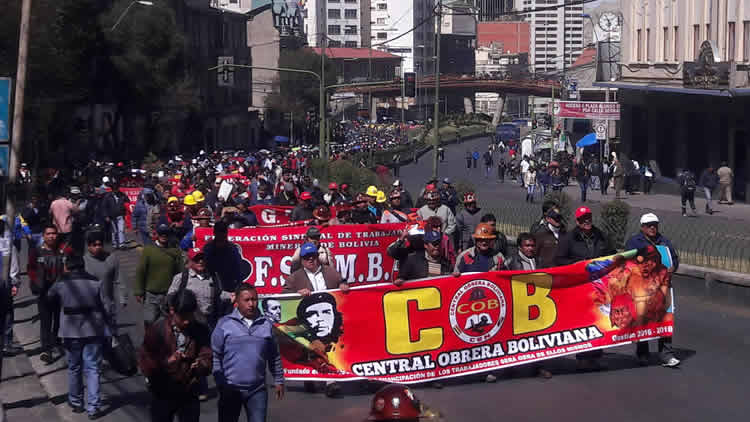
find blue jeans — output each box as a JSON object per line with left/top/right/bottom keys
{"left": 64, "top": 337, "right": 103, "bottom": 414}
{"left": 580, "top": 182, "right": 589, "bottom": 202}
{"left": 218, "top": 386, "right": 268, "bottom": 422}
{"left": 111, "top": 216, "right": 126, "bottom": 247}
{"left": 133, "top": 216, "right": 150, "bottom": 245}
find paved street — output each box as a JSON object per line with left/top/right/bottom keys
{"left": 2, "top": 232, "right": 750, "bottom": 421}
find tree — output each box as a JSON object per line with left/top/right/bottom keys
{"left": 264, "top": 48, "right": 337, "bottom": 141}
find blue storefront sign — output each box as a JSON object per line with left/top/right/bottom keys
{"left": 0, "top": 78, "right": 11, "bottom": 142}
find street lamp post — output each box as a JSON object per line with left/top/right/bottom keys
{"left": 110, "top": 0, "right": 154, "bottom": 31}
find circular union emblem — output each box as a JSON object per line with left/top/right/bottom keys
{"left": 449, "top": 279, "right": 507, "bottom": 344}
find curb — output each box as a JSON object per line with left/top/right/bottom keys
{"left": 676, "top": 264, "right": 750, "bottom": 287}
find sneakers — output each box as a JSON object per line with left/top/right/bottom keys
{"left": 3, "top": 344, "right": 24, "bottom": 356}
{"left": 88, "top": 408, "right": 104, "bottom": 420}
{"left": 661, "top": 357, "right": 681, "bottom": 368}
{"left": 68, "top": 402, "right": 85, "bottom": 414}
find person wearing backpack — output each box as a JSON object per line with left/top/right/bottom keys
{"left": 678, "top": 169, "right": 698, "bottom": 217}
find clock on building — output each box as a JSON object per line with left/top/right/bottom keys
{"left": 598, "top": 11, "right": 621, "bottom": 33}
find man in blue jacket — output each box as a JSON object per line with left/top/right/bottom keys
{"left": 624, "top": 212, "right": 680, "bottom": 368}
{"left": 211, "top": 284, "right": 284, "bottom": 422}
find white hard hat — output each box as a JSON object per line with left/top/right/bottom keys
{"left": 102, "top": 176, "right": 110, "bottom": 183}
{"left": 640, "top": 213, "right": 659, "bottom": 225}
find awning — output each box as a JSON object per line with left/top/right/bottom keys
{"left": 576, "top": 133, "right": 598, "bottom": 148}
{"left": 274, "top": 136, "right": 290, "bottom": 143}
{"left": 593, "top": 81, "right": 750, "bottom": 97}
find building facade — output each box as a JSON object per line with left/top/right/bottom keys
{"left": 440, "top": 2, "right": 477, "bottom": 75}
{"left": 474, "top": 0, "right": 514, "bottom": 21}
{"left": 597, "top": 0, "right": 750, "bottom": 201}
{"left": 175, "top": 0, "right": 259, "bottom": 150}
{"left": 303, "top": 0, "right": 371, "bottom": 48}
{"left": 515, "top": 0, "right": 584, "bottom": 73}
{"left": 477, "top": 21, "right": 530, "bottom": 51}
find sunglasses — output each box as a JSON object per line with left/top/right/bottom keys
{"left": 578, "top": 217, "right": 593, "bottom": 223}
{"left": 302, "top": 254, "right": 319, "bottom": 261}
{"left": 426, "top": 240, "right": 442, "bottom": 247}
{"left": 643, "top": 223, "right": 658, "bottom": 228}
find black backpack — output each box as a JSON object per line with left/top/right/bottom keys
{"left": 683, "top": 172, "right": 697, "bottom": 191}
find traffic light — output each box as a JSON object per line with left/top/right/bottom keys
{"left": 404, "top": 72, "right": 416, "bottom": 97}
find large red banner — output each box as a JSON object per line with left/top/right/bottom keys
{"left": 251, "top": 205, "right": 295, "bottom": 226}
{"left": 263, "top": 251, "right": 673, "bottom": 383}
{"left": 194, "top": 224, "right": 405, "bottom": 294}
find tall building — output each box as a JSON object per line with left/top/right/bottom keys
{"left": 440, "top": 1, "right": 478, "bottom": 75}
{"left": 210, "top": 0, "right": 252, "bottom": 13}
{"left": 303, "top": 0, "right": 371, "bottom": 48}
{"left": 369, "top": 0, "right": 436, "bottom": 76}
{"left": 515, "top": 0, "right": 584, "bottom": 73}
{"left": 474, "top": 0, "right": 514, "bottom": 21}
{"left": 596, "top": 0, "right": 750, "bottom": 198}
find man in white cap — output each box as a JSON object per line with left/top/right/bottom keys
{"left": 625, "top": 212, "right": 680, "bottom": 367}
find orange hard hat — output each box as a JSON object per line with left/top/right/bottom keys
{"left": 473, "top": 222, "right": 497, "bottom": 240}
{"left": 368, "top": 384, "right": 422, "bottom": 421}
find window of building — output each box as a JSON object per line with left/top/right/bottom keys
{"left": 328, "top": 25, "right": 341, "bottom": 35}
{"left": 377, "top": 3, "right": 387, "bottom": 10}
{"left": 706, "top": 24, "right": 711, "bottom": 41}
{"left": 663, "top": 27, "right": 669, "bottom": 61}
{"left": 674, "top": 26, "right": 679, "bottom": 61}
{"left": 377, "top": 32, "right": 387, "bottom": 39}
{"left": 646, "top": 28, "right": 652, "bottom": 61}
{"left": 345, "top": 9, "right": 357, "bottom": 19}
{"left": 345, "top": 25, "right": 358, "bottom": 35}
{"left": 329, "top": 0, "right": 340, "bottom": 2}
{"left": 345, "top": 41, "right": 358, "bottom": 48}
{"left": 328, "top": 40, "right": 342, "bottom": 47}
{"left": 693, "top": 25, "right": 700, "bottom": 58}
{"left": 636, "top": 29, "right": 642, "bottom": 61}
{"left": 344, "top": 0, "right": 356, "bottom": 3}
{"left": 728, "top": 22, "right": 736, "bottom": 61}
{"left": 376, "top": 18, "right": 386, "bottom": 25}
{"left": 328, "top": 9, "right": 341, "bottom": 19}
{"left": 744, "top": 22, "right": 750, "bottom": 61}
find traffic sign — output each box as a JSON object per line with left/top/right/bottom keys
{"left": 594, "top": 120, "right": 607, "bottom": 140}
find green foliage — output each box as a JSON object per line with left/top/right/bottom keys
{"left": 103, "top": 0, "right": 186, "bottom": 108}
{"left": 264, "top": 48, "right": 338, "bottom": 132}
{"left": 309, "top": 158, "right": 383, "bottom": 196}
{"left": 543, "top": 190, "right": 573, "bottom": 225}
{"left": 599, "top": 200, "right": 631, "bottom": 249}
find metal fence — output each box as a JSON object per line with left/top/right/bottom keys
{"left": 486, "top": 200, "right": 750, "bottom": 275}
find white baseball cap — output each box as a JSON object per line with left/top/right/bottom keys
{"left": 393, "top": 180, "right": 401, "bottom": 186}
{"left": 640, "top": 213, "right": 659, "bottom": 225}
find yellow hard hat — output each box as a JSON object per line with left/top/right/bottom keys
{"left": 184, "top": 194, "right": 197, "bottom": 206}
{"left": 167, "top": 196, "right": 179, "bottom": 204}
{"left": 192, "top": 190, "right": 205, "bottom": 202}
{"left": 376, "top": 190, "right": 387, "bottom": 203}
{"left": 366, "top": 185, "right": 379, "bottom": 197}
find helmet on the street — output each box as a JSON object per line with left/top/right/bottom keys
{"left": 376, "top": 190, "right": 387, "bottom": 203}
{"left": 473, "top": 223, "right": 497, "bottom": 240}
{"left": 463, "top": 192, "right": 476, "bottom": 203}
{"left": 367, "top": 384, "right": 422, "bottom": 421}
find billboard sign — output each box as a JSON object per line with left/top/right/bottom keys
{"left": 555, "top": 101, "right": 620, "bottom": 120}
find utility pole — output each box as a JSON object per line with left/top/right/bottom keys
{"left": 320, "top": 35, "right": 327, "bottom": 159}
{"left": 432, "top": 0, "right": 442, "bottom": 179}
{"left": 4, "top": 0, "right": 32, "bottom": 285}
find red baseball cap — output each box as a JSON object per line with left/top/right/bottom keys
{"left": 575, "top": 206, "right": 592, "bottom": 219}
{"left": 300, "top": 191, "right": 312, "bottom": 201}
{"left": 187, "top": 248, "right": 205, "bottom": 261}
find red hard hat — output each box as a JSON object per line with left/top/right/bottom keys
{"left": 329, "top": 182, "right": 338, "bottom": 190}
{"left": 300, "top": 191, "right": 313, "bottom": 201}
{"left": 575, "top": 206, "right": 592, "bottom": 219}
{"left": 368, "top": 384, "right": 422, "bottom": 421}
